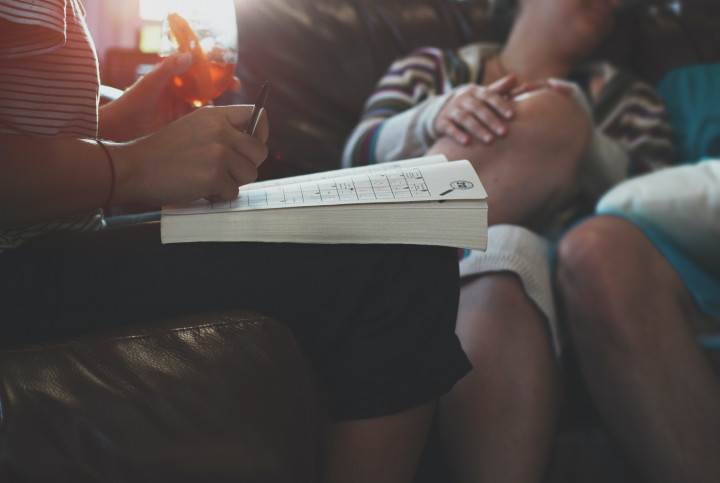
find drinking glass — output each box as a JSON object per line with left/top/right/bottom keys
{"left": 158, "top": 0, "right": 238, "bottom": 107}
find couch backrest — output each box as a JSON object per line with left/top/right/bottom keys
{"left": 597, "top": 0, "right": 720, "bottom": 85}
{"left": 227, "top": 0, "right": 720, "bottom": 178}
{"left": 228, "top": 0, "right": 498, "bottom": 178}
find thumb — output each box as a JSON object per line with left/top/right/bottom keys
{"left": 222, "top": 104, "right": 253, "bottom": 129}
{"left": 222, "top": 105, "right": 270, "bottom": 142}
{"left": 147, "top": 52, "right": 194, "bottom": 84}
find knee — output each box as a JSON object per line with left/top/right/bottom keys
{"left": 554, "top": 215, "right": 688, "bottom": 346}
{"left": 480, "top": 88, "right": 593, "bottom": 200}
{"left": 512, "top": 88, "right": 593, "bottom": 170}
{"left": 458, "top": 272, "right": 552, "bottom": 355}
{"left": 555, "top": 215, "right": 637, "bottom": 300}
{"left": 554, "top": 216, "right": 661, "bottom": 331}
{"left": 554, "top": 217, "right": 649, "bottom": 348}
{"left": 429, "top": 88, "right": 593, "bottom": 175}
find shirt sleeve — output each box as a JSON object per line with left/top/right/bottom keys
{"left": 342, "top": 47, "right": 458, "bottom": 167}
{"left": 0, "top": 0, "right": 67, "bottom": 59}
{"left": 575, "top": 65, "right": 677, "bottom": 198}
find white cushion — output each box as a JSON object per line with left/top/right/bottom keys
{"left": 597, "top": 160, "right": 720, "bottom": 274}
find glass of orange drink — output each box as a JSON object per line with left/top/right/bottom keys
{"left": 159, "top": 0, "right": 238, "bottom": 107}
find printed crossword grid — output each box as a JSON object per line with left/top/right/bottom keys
{"left": 226, "top": 167, "right": 431, "bottom": 209}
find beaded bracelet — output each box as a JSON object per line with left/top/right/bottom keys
{"left": 96, "top": 139, "right": 115, "bottom": 207}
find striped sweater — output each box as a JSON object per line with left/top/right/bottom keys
{"left": 0, "top": 0, "right": 104, "bottom": 254}
{"left": 343, "top": 43, "right": 677, "bottom": 183}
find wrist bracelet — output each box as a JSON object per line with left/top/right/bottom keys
{"left": 96, "top": 139, "right": 115, "bottom": 207}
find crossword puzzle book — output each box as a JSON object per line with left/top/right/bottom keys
{"left": 160, "top": 154, "right": 488, "bottom": 250}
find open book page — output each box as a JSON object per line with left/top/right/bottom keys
{"left": 163, "top": 157, "right": 487, "bottom": 215}
{"left": 238, "top": 154, "right": 450, "bottom": 191}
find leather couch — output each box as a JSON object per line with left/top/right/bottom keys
{"left": 2, "top": 1, "right": 718, "bottom": 481}
{"left": 0, "top": 312, "right": 327, "bottom": 482}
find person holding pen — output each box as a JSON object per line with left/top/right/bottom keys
{"left": 0, "top": 2, "right": 471, "bottom": 482}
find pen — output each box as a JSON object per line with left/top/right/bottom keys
{"left": 243, "top": 81, "right": 270, "bottom": 135}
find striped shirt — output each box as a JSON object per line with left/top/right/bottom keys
{"left": 343, "top": 43, "right": 677, "bottom": 176}
{"left": 342, "top": 43, "right": 678, "bottom": 260}
{"left": 0, "top": 0, "right": 104, "bottom": 253}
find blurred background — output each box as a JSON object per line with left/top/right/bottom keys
{"left": 84, "top": 0, "right": 169, "bottom": 90}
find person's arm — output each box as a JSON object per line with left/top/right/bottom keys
{"left": 343, "top": 93, "right": 451, "bottom": 166}
{"left": 363, "top": 77, "right": 518, "bottom": 164}
{"left": 343, "top": 47, "right": 517, "bottom": 167}
{"left": 0, "top": 106, "right": 268, "bottom": 226}
{"left": 0, "top": 135, "right": 114, "bottom": 225}
{"left": 98, "top": 53, "right": 242, "bottom": 142}
{"left": 342, "top": 47, "right": 452, "bottom": 167}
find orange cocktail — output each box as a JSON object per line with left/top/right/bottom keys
{"left": 162, "top": 54, "right": 236, "bottom": 107}
{"left": 160, "top": 4, "right": 238, "bottom": 107}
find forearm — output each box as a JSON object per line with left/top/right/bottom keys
{"left": 2, "top": 106, "right": 268, "bottom": 227}
{"left": 98, "top": 101, "right": 134, "bottom": 142}
{"left": 343, "top": 48, "right": 449, "bottom": 167}
{"left": 372, "top": 94, "right": 450, "bottom": 162}
{"left": 97, "top": 97, "right": 157, "bottom": 142}
{"left": 342, "top": 117, "right": 385, "bottom": 167}
{"left": 0, "top": 135, "right": 112, "bottom": 225}
{"left": 342, "top": 94, "right": 450, "bottom": 167}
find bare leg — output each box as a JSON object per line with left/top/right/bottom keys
{"left": 427, "top": 89, "right": 591, "bottom": 230}
{"left": 440, "top": 273, "right": 559, "bottom": 483}
{"left": 322, "top": 401, "right": 435, "bottom": 483}
{"left": 555, "top": 215, "right": 720, "bottom": 483}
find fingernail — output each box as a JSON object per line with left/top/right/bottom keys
{"left": 483, "top": 134, "right": 492, "bottom": 143}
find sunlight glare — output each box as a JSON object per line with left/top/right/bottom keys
{"left": 139, "top": 0, "right": 179, "bottom": 21}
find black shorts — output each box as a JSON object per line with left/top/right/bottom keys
{"left": 0, "top": 222, "right": 471, "bottom": 420}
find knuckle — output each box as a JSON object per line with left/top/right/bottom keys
{"left": 452, "top": 109, "right": 468, "bottom": 122}
{"left": 206, "top": 142, "right": 226, "bottom": 161}
{"left": 195, "top": 105, "right": 215, "bottom": 121}
{"left": 473, "top": 87, "right": 489, "bottom": 99}
{"left": 221, "top": 186, "right": 239, "bottom": 201}
{"left": 459, "top": 97, "right": 476, "bottom": 110}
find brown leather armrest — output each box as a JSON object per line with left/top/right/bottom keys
{"left": 0, "top": 311, "right": 327, "bottom": 482}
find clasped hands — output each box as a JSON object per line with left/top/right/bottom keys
{"left": 434, "top": 75, "right": 577, "bottom": 145}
